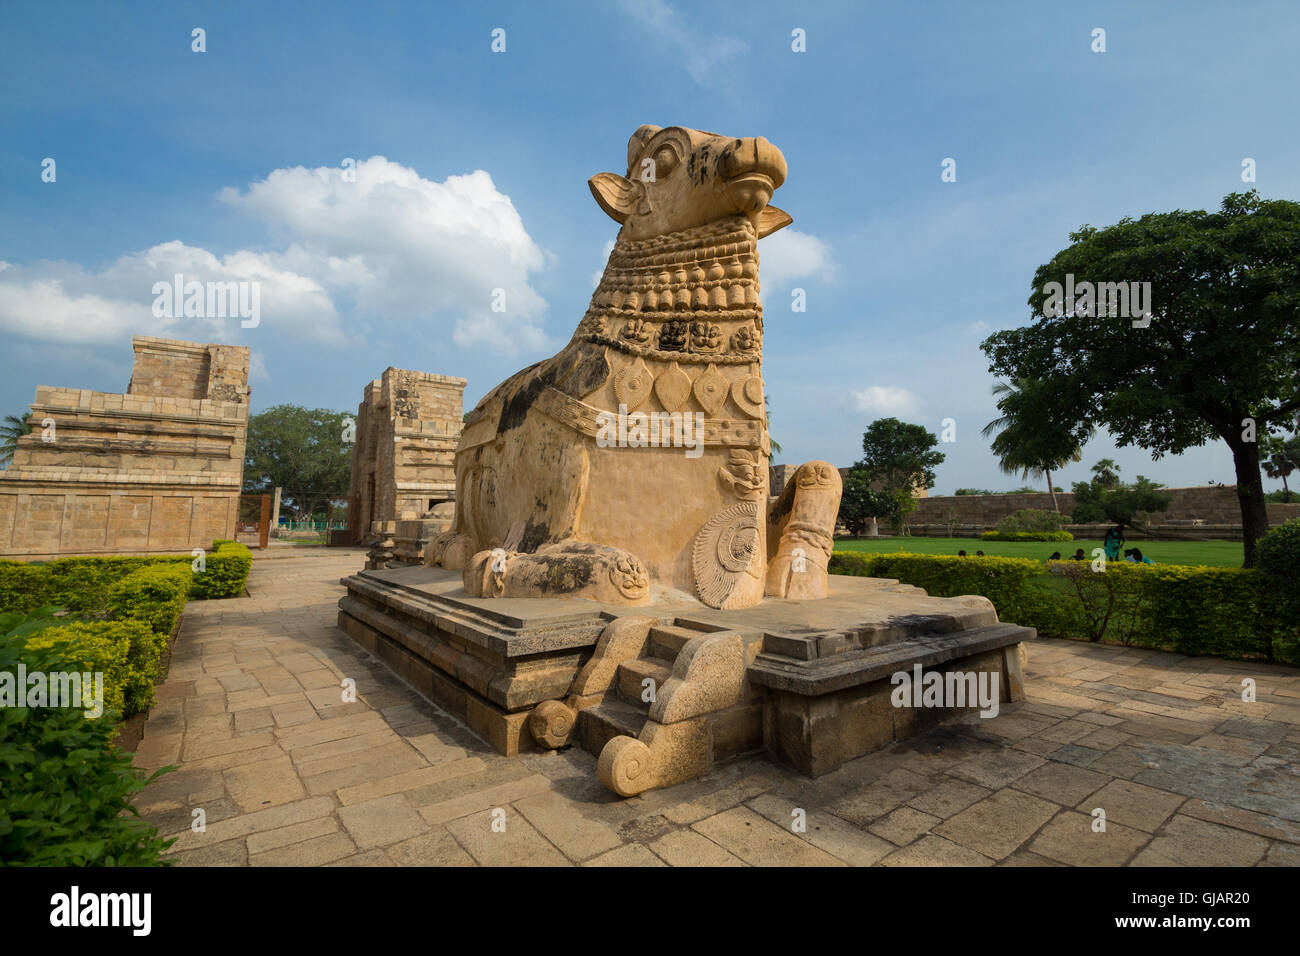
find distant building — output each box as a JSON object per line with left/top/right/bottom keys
{"left": 0, "top": 336, "right": 250, "bottom": 559}
{"left": 348, "top": 368, "right": 465, "bottom": 546}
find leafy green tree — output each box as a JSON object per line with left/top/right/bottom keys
{"left": 982, "top": 192, "right": 1300, "bottom": 567}
{"left": 1091, "top": 458, "right": 1121, "bottom": 489}
{"left": 1070, "top": 474, "right": 1172, "bottom": 534}
{"left": 0, "top": 410, "right": 32, "bottom": 468}
{"left": 954, "top": 488, "right": 994, "bottom": 496}
{"left": 837, "top": 465, "right": 897, "bottom": 535}
{"left": 981, "top": 377, "right": 1091, "bottom": 512}
{"left": 857, "top": 418, "right": 945, "bottom": 533}
{"left": 243, "top": 405, "right": 353, "bottom": 521}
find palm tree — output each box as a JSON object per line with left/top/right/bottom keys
{"left": 981, "top": 378, "right": 1089, "bottom": 513}
{"left": 0, "top": 411, "right": 32, "bottom": 469}
{"left": 1091, "top": 458, "right": 1120, "bottom": 489}
{"left": 1262, "top": 435, "right": 1300, "bottom": 501}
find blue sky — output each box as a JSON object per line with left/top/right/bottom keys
{"left": 3, "top": 0, "right": 1298, "bottom": 493}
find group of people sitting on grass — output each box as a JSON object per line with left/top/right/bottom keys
{"left": 1043, "top": 548, "right": 1154, "bottom": 564}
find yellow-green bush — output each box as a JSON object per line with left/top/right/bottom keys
{"left": 106, "top": 563, "right": 192, "bottom": 636}
{"left": 981, "top": 530, "right": 1074, "bottom": 542}
{"left": 830, "top": 550, "right": 1292, "bottom": 664}
{"left": 191, "top": 539, "right": 252, "bottom": 598}
{"left": 23, "top": 621, "right": 141, "bottom": 717}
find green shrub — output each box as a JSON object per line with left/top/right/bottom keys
{"left": 829, "top": 550, "right": 1294, "bottom": 664}
{"left": 981, "top": 530, "right": 1074, "bottom": 542}
{"left": 192, "top": 540, "right": 252, "bottom": 599}
{"left": 24, "top": 619, "right": 160, "bottom": 716}
{"left": 994, "top": 508, "right": 1070, "bottom": 534}
{"left": 0, "top": 637, "right": 174, "bottom": 865}
{"left": 107, "top": 563, "right": 192, "bottom": 636}
{"left": 0, "top": 539, "right": 250, "bottom": 614}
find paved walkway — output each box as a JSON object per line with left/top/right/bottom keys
{"left": 133, "top": 550, "right": 1300, "bottom": 866}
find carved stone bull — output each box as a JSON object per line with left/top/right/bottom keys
{"left": 427, "top": 125, "right": 841, "bottom": 609}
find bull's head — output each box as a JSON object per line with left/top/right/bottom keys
{"left": 589, "top": 125, "right": 791, "bottom": 241}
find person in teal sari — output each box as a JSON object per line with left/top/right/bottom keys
{"left": 1104, "top": 526, "right": 1125, "bottom": 562}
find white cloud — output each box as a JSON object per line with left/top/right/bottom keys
{"left": 617, "top": 0, "right": 747, "bottom": 86}
{"left": 758, "top": 228, "right": 836, "bottom": 289}
{"left": 0, "top": 244, "right": 341, "bottom": 347}
{"left": 0, "top": 156, "right": 551, "bottom": 356}
{"left": 851, "top": 385, "right": 922, "bottom": 418}
{"left": 220, "top": 157, "right": 549, "bottom": 352}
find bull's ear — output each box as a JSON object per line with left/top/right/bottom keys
{"left": 588, "top": 173, "right": 638, "bottom": 223}
{"left": 757, "top": 205, "right": 793, "bottom": 238}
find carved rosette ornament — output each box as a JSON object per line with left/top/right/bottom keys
{"left": 692, "top": 500, "right": 764, "bottom": 609}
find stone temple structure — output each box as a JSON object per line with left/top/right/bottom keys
{"left": 347, "top": 368, "right": 464, "bottom": 564}
{"left": 0, "top": 336, "right": 250, "bottom": 559}
{"left": 339, "top": 125, "right": 1033, "bottom": 798}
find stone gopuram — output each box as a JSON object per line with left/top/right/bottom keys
{"left": 340, "top": 125, "right": 1034, "bottom": 798}
{"left": 348, "top": 369, "right": 464, "bottom": 565}
{"left": 0, "top": 336, "right": 250, "bottom": 559}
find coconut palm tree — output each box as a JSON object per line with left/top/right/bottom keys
{"left": 1262, "top": 435, "right": 1300, "bottom": 501}
{"left": 981, "top": 378, "right": 1090, "bottom": 513}
{"left": 0, "top": 411, "right": 32, "bottom": 469}
{"left": 1091, "top": 458, "right": 1120, "bottom": 489}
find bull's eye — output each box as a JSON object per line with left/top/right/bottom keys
{"left": 651, "top": 146, "right": 679, "bottom": 179}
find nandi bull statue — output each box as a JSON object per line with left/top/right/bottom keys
{"left": 427, "top": 124, "right": 842, "bottom": 609}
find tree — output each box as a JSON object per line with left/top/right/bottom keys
{"left": 980, "top": 377, "right": 1091, "bottom": 512}
{"left": 1261, "top": 433, "right": 1300, "bottom": 502}
{"left": 857, "top": 418, "right": 945, "bottom": 533}
{"left": 0, "top": 411, "right": 32, "bottom": 469}
{"left": 1070, "top": 474, "right": 1172, "bottom": 534}
{"left": 764, "top": 393, "right": 782, "bottom": 457}
{"left": 837, "top": 465, "right": 897, "bottom": 535}
{"left": 982, "top": 192, "right": 1300, "bottom": 567}
{"left": 243, "top": 405, "right": 353, "bottom": 521}
{"left": 1091, "top": 458, "right": 1120, "bottom": 489}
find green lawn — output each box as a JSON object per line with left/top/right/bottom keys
{"left": 833, "top": 536, "right": 1245, "bottom": 568}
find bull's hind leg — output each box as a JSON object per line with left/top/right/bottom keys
{"left": 463, "top": 541, "right": 651, "bottom": 605}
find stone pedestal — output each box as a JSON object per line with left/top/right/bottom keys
{"left": 338, "top": 567, "right": 1034, "bottom": 790}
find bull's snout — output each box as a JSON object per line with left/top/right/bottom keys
{"left": 719, "top": 136, "right": 786, "bottom": 216}
{"left": 719, "top": 136, "right": 787, "bottom": 190}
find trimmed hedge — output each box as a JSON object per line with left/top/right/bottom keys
{"left": 106, "top": 563, "right": 192, "bottom": 637}
{"left": 0, "top": 636, "right": 174, "bottom": 865}
{"left": 0, "top": 539, "right": 252, "bottom": 613}
{"left": 191, "top": 539, "right": 252, "bottom": 599}
{"left": 23, "top": 621, "right": 136, "bottom": 717}
{"left": 981, "top": 530, "right": 1074, "bottom": 542}
{"left": 829, "top": 550, "right": 1297, "bottom": 664}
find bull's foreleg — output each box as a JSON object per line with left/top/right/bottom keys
{"left": 765, "top": 460, "right": 843, "bottom": 600}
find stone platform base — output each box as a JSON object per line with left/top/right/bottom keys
{"left": 337, "top": 566, "right": 1034, "bottom": 793}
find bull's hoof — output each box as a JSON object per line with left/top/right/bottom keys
{"left": 598, "top": 735, "right": 653, "bottom": 797}
{"left": 426, "top": 532, "right": 473, "bottom": 570}
{"left": 528, "top": 700, "right": 577, "bottom": 749}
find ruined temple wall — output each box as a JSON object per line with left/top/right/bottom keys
{"left": 0, "top": 336, "right": 250, "bottom": 559}
{"left": 348, "top": 368, "right": 465, "bottom": 542}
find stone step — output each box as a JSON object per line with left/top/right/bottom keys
{"left": 615, "top": 656, "right": 674, "bottom": 705}
{"left": 648, "top": 625, "right": 704, "bottom": 661}
{"left": 579, "top": 699, "right": 648, "bottom": 757}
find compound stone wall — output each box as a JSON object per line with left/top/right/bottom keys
{"left": 0, "top": 336, "right": 251, "bottom": 559}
